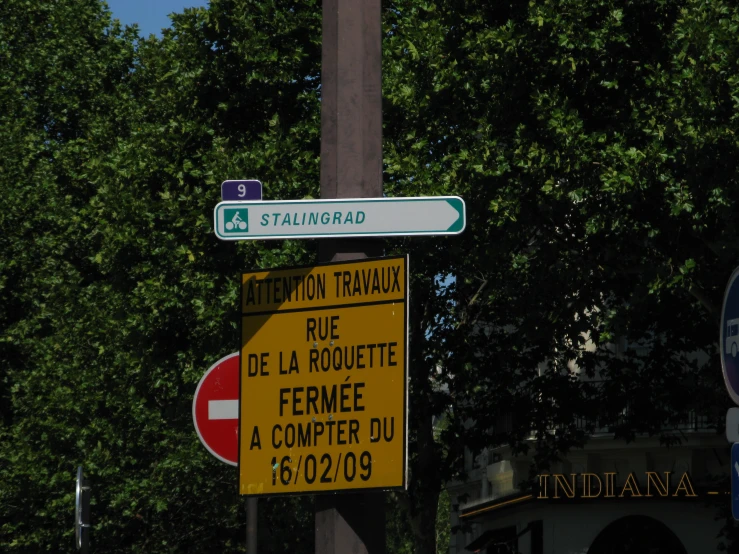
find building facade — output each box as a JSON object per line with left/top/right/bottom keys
{"left": 448, "top": 418, "right": 728, "bottom": 553}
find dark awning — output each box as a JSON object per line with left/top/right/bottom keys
{"left": 464, "top": 525, "right": 518, "bottom": 552}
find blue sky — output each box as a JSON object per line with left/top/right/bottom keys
{"left": 106, "top": 0, "right": 209, "bottom": 37}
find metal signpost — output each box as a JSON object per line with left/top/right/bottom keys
{"left": 213, "top": 197, "right": 466, "bottom": 241}
{"left": 238, "top": 256, "right": 408, "bottom": 497}
{"left": 221, "top": 180, "right": 263, "bottom": 201}
{"left": 217, "top": 0, "right": 463, "bottom": 550}
{"left": 75, "top": 466, "right": 91, "bottom": 553}
{"left": 192, "top": 352, "right": 241, "bottom": 466}
{"left": 313, "top": 0, "right": 387, "bottom": 549}
{"left": 193, "top": 353, "right": 258, "bottom": 553}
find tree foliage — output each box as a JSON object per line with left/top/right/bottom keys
{"left": 1, "top": 0, "right": 320, "bottom": 551}
{"left": 382, "top": 0, "right": 739, "bottom": 550}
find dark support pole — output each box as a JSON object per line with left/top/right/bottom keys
{"left": 319, "top": 0, "right": 383, "bottom": 262}
{"left": 316, "top": 0, "right": 386, "bottom": 552}
{"left": 247, "top": 497, "right": 257, "bottom": 554}
{"left": 315, "top": 493, "right": 385, "bottom": 553}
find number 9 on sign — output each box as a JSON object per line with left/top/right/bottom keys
{"left": 220, "top": 180, "right": 262, "bottom": 201}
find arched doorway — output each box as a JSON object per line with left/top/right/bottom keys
{"left": 587, "top": 515, "right": 687, "bottom": 554}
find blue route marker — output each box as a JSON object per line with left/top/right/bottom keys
{"left": 221, "top": 180, "right": 262, "bottom": 201}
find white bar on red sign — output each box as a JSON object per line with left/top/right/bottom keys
{"left": 208, "top": 400, "right": 238, "bottom": 420}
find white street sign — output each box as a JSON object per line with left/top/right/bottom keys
{"left": 213, "top": 196, "right": 465, "bottom": 240}
{"left": 727, "top": 408, "right": 739, "bottom": 443}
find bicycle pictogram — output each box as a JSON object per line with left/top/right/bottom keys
{"left": 224, "top": 209, "right": 248, "bottom": 231}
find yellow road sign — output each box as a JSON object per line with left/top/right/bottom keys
{"left": 238, "top": 256, "right": 408, "bottom": 496}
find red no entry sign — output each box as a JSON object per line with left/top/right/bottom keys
{"left": 192, "top": 352, "right": 240, "bottom": 466}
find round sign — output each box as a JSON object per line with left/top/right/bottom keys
{"left": 721, "top": 267, "right": 739, "bottom": 405}
{"left": 192, "top": 352, "right": 240, "bottom": 466}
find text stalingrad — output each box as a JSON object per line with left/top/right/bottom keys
{"left": 537, "top": 471, "right": 697, "bottom": 499}
{"left": 260, "top": 210, "right": 366, "bottom": 228}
